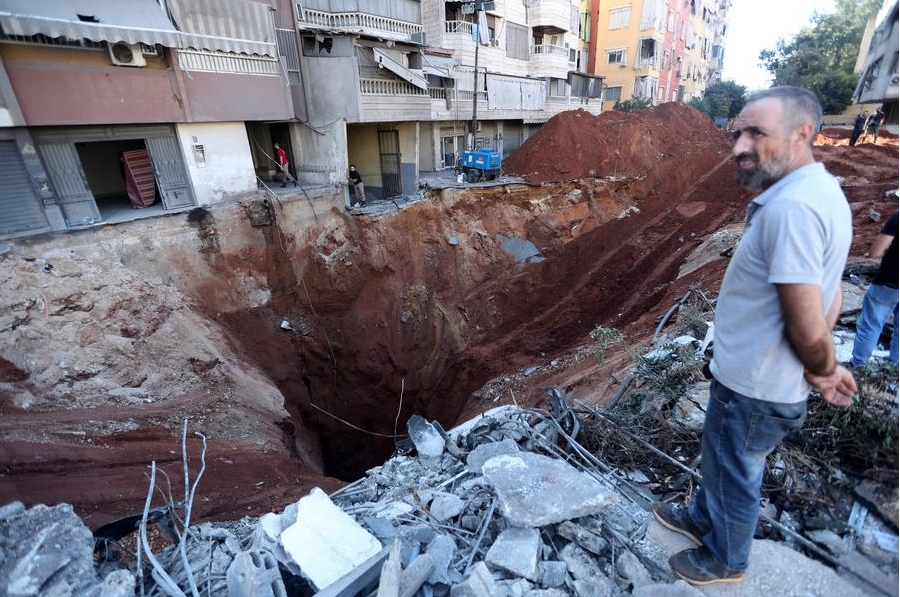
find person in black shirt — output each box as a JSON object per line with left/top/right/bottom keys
{"left": 849, "top": 211, "right": 898, "bottom": 366}
{"left": 849, "top": 110, "right": 868, "bottom": 147}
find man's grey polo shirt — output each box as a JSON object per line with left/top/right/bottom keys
{"left": 710, "top": 162, "right": 852, "bottom": 404}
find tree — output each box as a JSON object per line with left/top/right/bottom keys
{"left": 689, "top": 81, "right": 747, "bottom": 119}
{"left": 759, "top": 0, "right": 882, "bottom": 113}
{"left": 613, "top": 97, "right": 653, "bottom": 112}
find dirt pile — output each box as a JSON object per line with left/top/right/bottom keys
{"left": 504, "top": 103, "right": 732, "bottom": 186}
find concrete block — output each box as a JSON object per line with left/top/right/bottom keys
{"left": 615, "top": 549, "right": 653, "bottom": 588}
{"left": 408, "top": 415, "right": 446, "bottom": 458}
{"left": 466, "top": 439, "right": 520, "bottom": 473}
{"left": 558, "top": 543, "right": 605, "bottom": 583}
{"left": 426, "top": 534, "right": 458, "bottom": 585}
{"left": 450, "top": 562, "right": 496, "bottom": 597}
{"left": 555, "top": 521, "right": 608, "bottom": 555}
{"left": 430, "top": 492, "right": 465, "bottom": 522}
{"left": 485, "top": 527, "right": 541, "bottom": 581}
{"left": 537, "top": 561, "right": 568, "bottom": 588}
{"left": 280, "top": 487, "right": 382, "bottom": 591}
{"left": 481, "top": 452, "right": 616, "bottom": 527}
{"left": 226, "top": 549, "right": 287, "bottom": 597}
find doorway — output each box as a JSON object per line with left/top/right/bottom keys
{"left": 75, "top": 139, "right": 162, "bottom": 223}
{"left": 378, "top": 129, "right": 402, "bottom": 198}
{"left": 441, "top": 134, "right": 466, "bottom": 169}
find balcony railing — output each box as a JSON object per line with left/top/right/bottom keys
{"left": 299, "top": 8, "right": 425, "bottom": 43}
{"left": 531, "top": 44, "right": 569, "bottom": 57}
{"left": 445, "top": 20, "right": 474, "bottom": 36}
{"left": 360, "top": 78, "right": 428, "bottom": 96}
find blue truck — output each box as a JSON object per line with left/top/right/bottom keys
{"left": 460, "top": 148, "right": 502, "bottom": 183}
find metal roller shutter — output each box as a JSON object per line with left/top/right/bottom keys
{"left": 0, "top": 140, "right": 50, "bottom": 237}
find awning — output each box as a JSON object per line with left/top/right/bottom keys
{"left": 0, "top": 0, "right": 277, "bottom": 56}
{"left": 0, "top": 0, "right": 183, "bottom": 47}
{"left": 373, "top": 47, "right": 428, "bottom": 90}
{"left": 422, "top": 54, "right": 459, "bottom": 78}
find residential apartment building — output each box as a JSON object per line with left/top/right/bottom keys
{"left": 0, "top": 0, "right": 605, "bottom": 240}
{"left": 854, "top": 0, "right": 898, "bottom": 120}
{"left": 587, "top": 0, "right": 730, "bottom": 110}
{"left": 0, "top": 0, "right": 295, "bottom": 239}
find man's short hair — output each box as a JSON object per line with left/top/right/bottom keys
{"left": 747, "top": 86, "right": 823, "bottom": 138}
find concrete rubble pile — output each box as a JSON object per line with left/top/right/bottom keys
{"left": 2, "top": 401, "right": 894, "bottom": 596}
{"left": 1, "top": 406, "right": 711, "bottom": 597}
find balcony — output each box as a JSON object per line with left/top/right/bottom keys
{"left": 359, "top": 78, "right": 431, "bottom": 122}
{"left": 298, "top": 8, "right": 425, "bottom": 44}
{"left": 526, "top": 0, "right": 572, "bottom": 34}
{"left": 530, "top": 44, "right": 574, "bottom": 77}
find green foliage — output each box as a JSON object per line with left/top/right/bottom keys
{"left": 758, "top": 0, "right": 882, "bottom": 113}
{"left": 688, "top": 80, "right": 747, "bottom": 120}
{"left": 590, "top": 325, "right": 621, "bottom": 364}
{"left": 613, "top": 97, "right": 653, "bottom": 113}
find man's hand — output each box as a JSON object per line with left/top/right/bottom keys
{"left": 805, "top": 365, "right": 857, "bottom": 407}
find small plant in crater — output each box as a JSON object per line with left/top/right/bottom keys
{"left": 590, "top": 325, "right": 621, "bottom": 364}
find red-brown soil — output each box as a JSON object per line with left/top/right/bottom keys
{"left": 1, "top": 104, "right": 896, "bottom": 530}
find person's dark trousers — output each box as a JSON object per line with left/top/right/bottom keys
{"left": 687, "top": 379, "right": 807, "bottom": 571}
{"left": 849, "top": 128, "right": 863, "bottom": 146}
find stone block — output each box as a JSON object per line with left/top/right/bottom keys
{"left": 449, "top": 562, "right": 496, "bottom": 597}
{"left": 555, "top": 521, "right": 608, "bottom": 555}
{"left": 485, "top": 527, "right": 541, "bottom": 581}
{"left": 481, "top": 452, "right": 616, "bottom": 527}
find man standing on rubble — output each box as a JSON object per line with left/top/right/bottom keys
{"left": 653, "top": 86, "right": 857, "bottom": 586}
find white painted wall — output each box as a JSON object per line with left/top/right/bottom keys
{"left": 175, "top": 122, "right": 257, "bottom": 206}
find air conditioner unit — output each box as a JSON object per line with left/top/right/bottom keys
{"left": 108, "top": 42, "right": 147, "bottom": 67}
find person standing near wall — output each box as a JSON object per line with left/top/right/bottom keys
{"left": 848, "top": 211, "right": 899, "bottom": 367}
{"left": 349, "top": 165, "right": 366, "bottom": 207}
{"left": 864, "top": 108, "right": 885, "bottom": 143}
{"left": 653, "top": 86, "right": 856, "bottom": 586}
{"left": 273, "top": 142, "right": 297, "bottom": 188}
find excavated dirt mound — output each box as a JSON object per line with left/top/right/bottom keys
{"left": 1, "top": 106, "right": 897, "bottom": 530}
{"left": 504, "top": 103, "right": 733, "bottom": 186}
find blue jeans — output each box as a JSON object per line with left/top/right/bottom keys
{"left": 688, "top": 379, "right": 807, "bottom": 571}
{"left": 850, "top": 283, "right": 899, "bottom": 366}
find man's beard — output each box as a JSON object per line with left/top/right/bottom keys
{"left": 734, "top": 153, "right": 784, "bottom": 190}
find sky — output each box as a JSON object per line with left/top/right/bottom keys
{"left": 721, "top": 0, "right": 837, "bottom": 91}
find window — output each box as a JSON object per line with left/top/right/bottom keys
{"left": 604, "top": 86, "right": 622, "bottom": 102}
{"left": 667, "top": 11, "right": 677, "bottom": 32}
{"left": 579, "top": 11, "right": 591, "bottom": 42}
{"left": 609, "top": 6, "right": 631, "bottom": 30}
{"left": 506, "top": 22, "right": 529, "bottom": 60}
{"left": 607, "top": 48, "right": 627, "bottom": 65}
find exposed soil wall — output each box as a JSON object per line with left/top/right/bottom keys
{"left": 1, "top": 105, "right": 896, "bottom": 527}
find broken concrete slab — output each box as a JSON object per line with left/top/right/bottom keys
{"left": 450, "top": 561, "right": 496, "bottom": 597}
{"left": 407, "top": 415, "right": 447, "bottom": 458}
{"left": 280, "top": 487, "right": 383, "bottom": 590}
{"left": 466, "top": 438, "right": 521, "bottom": 473}
{"left": 485, "top": 527, "right": 541, "bottom": 581}
{"left": 0, "top": 501, "right": 134, "bottom": 597}
{"left": 481, "top": 452, "right": 617, "bottom": 527}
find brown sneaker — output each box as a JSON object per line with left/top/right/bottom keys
{"left": 652, "top": 502, "right": 704, "bottom": 545}
{"left": 669, "top": 546, "right": 746, "bottom": 585}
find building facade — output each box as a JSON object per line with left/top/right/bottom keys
{"left": 587, "top": 0, "right": 730, "bottom": 110}
{"left": 854, "top": 0, "right": 899, "bottom": 120}
{"left": 0, "top": 0, "right": 604, "bottom": 240}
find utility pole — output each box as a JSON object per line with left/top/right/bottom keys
{"left": 470, "top": 0, "right": 482, "bottom": 151}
